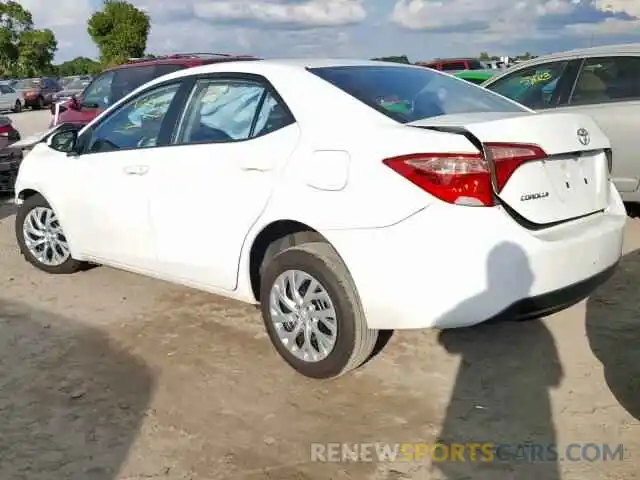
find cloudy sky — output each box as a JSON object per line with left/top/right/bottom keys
{"left": 18, "top": 0, "right": 640, "bottom": 62}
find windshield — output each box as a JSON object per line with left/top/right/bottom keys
{"left": 14, "top": 78, "right": 40, "bottom": 90}
{"left": 65, "top": 79, "right": 87, "bottom": 90}
{"left": 309, "top": 65, "right": 526, "bottom": 124}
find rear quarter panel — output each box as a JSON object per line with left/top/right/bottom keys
{"left": 257, "top": 124, "right": 480, "bottom": 230}
{"left": 554, "top": 100, "right": 640, "bottom": 196}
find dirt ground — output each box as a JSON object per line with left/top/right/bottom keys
{"left": 0, "top": 111, "right": 638, "bottom": 479}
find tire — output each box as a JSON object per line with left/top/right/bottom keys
{"left": 16, "top": 194, "right": 85, "bottom": 274}
{"left": 260, "top": 241, "right": 379, "bottom": 379}
{"left": 12, "top": 100, "right": 21, "bottom": 113}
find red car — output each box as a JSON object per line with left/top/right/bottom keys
{"left": 51, "top": 53, "right": 258, "bottom": 127}
{"left": 416, "top": 57, "right": 485, "bottom": 72}
{"left": 0, "top": 116, "right": 20, "bottom": 148}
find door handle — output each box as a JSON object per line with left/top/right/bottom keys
{"left": 123, "top": 165, "right": 149, "bottom": 175}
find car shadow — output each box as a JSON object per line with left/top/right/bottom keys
{"left": 586, "top": 248, "right": 640, "bottom": 420}
{"left": 0, "top": 298, "right": 154, "bottom": 479}
{"left": 0, "top": 193, "right": 16, "bottom": 221}
{"left": 432, "top": 241, "right": 562, "bottom": 479}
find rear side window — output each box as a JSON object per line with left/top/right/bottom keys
{"left": 309, "top": 65, "right": 526, "bottom": 124}
{"left": 153, "top": 64, "right": 187, "bottom": 77}
{"left": 485, "top": 61, "right": 570, "bottom": 109}
{"left": 111, "top": 66, "right": 157, "bottom": 104}
{"left": 570, "top": 56, "right": 640, "bottom": 104}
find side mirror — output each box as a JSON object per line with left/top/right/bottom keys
{"left": 47, "top": 129, "right": 78, "bottom": 154}
{"left": 69, "top": 96, "right": 81, "bottom": 110}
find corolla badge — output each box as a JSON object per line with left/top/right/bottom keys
{"left": 520, "top": 192, "right": 549, "bottom": 201}
{"left": 577, "top": 128, "right": 590, "bottom": 146}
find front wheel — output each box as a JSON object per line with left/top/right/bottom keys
{"left": 15, "top": 194, "right": 85, "bottom": 274}
{"left": 260, "top": 241, "right": 378, "bottom": 379}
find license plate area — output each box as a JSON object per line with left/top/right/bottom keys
{"left": 543, "top": 150, "right": 608, "bottom": 209}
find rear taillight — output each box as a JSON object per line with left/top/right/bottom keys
{"left": 383, "top": 142, "right": 546, "bottom": 207}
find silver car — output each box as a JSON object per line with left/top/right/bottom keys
{"left": 482, "top": 43, "right": 640, "bottom": 205}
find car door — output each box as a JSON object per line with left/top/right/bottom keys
{"left": 147, "top": 74, "right": 300, "bottom": 291}
{"left": 558, "top": 55, "right": 640, "bottom": 195}
{"left": 62, "top": 79, "right": 188, "bottom": 270}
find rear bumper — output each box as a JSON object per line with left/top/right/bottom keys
{"left": 324, "top": 186, "right": 626, "bottom": 330}
{"left": 0, "top": 148, "right": 22, "bottom": 192}
{"left": 23, "top": 97, "right": 43, "bottom": 107}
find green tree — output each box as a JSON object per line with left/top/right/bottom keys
{"left": 16, "top": 28, "right": 57, "bottom": 76}
{"left": 0, "top": 1, "right": 33, "bottom": 75}
{"left": 55, "top": 56, "right": 101, "bottom": 76}
{"left": 87, "top": 0, "right": 150, "bottom": 65}
{"left": 479, "top": 51, "right": 490, "bottom": 60}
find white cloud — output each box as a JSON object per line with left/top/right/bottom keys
{"left": 390, "top": 0, "right": 579, "bottom": 30}
{"left": 566, "top": 16, "right": 640, "bottom": 34}
{"left": 595, "top": 0, "right": 640, "bottom": 17}
{"left": 391, "top": 0, "right": 640, "bottom": 44}
{"left": 193, "top": 0, "right": 367, "bottom": 27}
{"left": 135, "top": 0, "right": 367, "bottom": 27}
{"left": 20, "top": 0, "right": 93, "bottom": 28}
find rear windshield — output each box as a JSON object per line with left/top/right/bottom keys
{"left": 309, "top": 65, "right": 526, "bottom": 124}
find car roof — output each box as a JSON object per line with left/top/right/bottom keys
{"left": 417, "top": 57, "right": 480, "bottom": 65}
{"left": 142, "top": 58, "right": 428, "bottom": 83}
{"left": 508, "top": 43, "right": 640, "bottom": 68}
{"left": 106, "top": 53, "right": 258, "bottom": 71}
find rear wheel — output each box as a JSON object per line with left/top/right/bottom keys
{"left": 260, "top": 241, "right": 378, "bottom": 379}
{"left": 12, "top": 100, "right": 21, "bottom": 113}
{"left": 16, "top": 194, "right": 85, "bottom": 274}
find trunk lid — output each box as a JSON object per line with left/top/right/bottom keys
{"left": 409, "top": 111, "right": 611, "bottom": 225}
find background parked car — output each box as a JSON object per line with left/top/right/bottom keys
{"left": 0, "top": 116, "right": 20, "bottom": 148}
{"left": 482, "top": 43, "right": 640, "bottom": 205}
{"left": 453, "top": 69, "right": 499, "bottom": 85}
{"left": 51, "top": 53, "right": 259, "bottom": 127}
{"left": 416, "top": 57, "right": 485, "bottom": 71}
{"left": 13, "top": 77, "right": 62, "bottom": 109}
{"left": 52, "top": 78, "right": 90, "bottom": 103}
{"left": 0, "top": 83, "right": 23, "bottom": 112}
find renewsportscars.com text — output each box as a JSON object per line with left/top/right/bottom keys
{"left": 310, "top": 442, "right": 625, "bottom": 463}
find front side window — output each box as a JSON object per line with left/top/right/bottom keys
{"left": 309, "top": 65, "right": 526, "bottom": 124}
{"left": 485, "top": 61, "right": 569, "bottom": 109}
{"left": 570, "top": 56, "right": 640, "bottom": 104}
{"left": 87, "top": 83, "right": 180, "bottom": 153}
{"left": 82, "top": 71, "right": 116, "bottom": 109}
{"left": 174, "top": 79, "right": 266, "bottom": 144}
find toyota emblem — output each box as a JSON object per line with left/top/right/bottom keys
{"left": 577, "top": 128, "right": 590, "bottom": 146}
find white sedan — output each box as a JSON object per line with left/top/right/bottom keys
{"left": 12, "top": 59, "right": 626, "bottom": 379}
